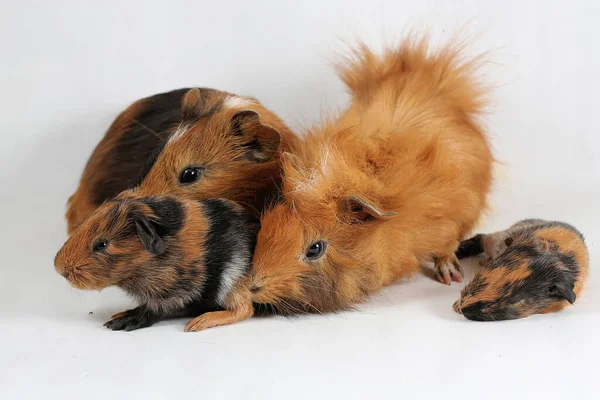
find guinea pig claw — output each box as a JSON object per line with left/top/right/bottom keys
{"left": 434, "top": 256, "right": 463, "bottom": 285}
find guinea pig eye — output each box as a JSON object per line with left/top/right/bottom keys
{"left": 179, "top": 167, "right": 204, "bottom": 185}
{"left": 92, "top": 240, "right": 109, "bottom": 252}
{"left": 305, "top": 241, "right": 327, "bottom": 261}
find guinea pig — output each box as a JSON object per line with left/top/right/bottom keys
{"left": 66, "top": 87, "right": 298, "bottom": 233}
{"left": 453, "top": 220, "right": 589, "bottom": 321}
{"left": 67, "top": 88, "right": 200, "bottom": 233}
{"left": 55, "top": 195, "right": 258, "bottom": 332}
{"left": 247, "top": 37, "right": 494, "bottom": 315}
{"left": 132, "top": 87, "right": 299, "bottom": 217}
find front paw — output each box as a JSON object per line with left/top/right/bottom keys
{"left": 434, "top": 255, "right": 463, "bottom": 285}
{"left": 103, "top": 307, "right": 154, "bottom": 331}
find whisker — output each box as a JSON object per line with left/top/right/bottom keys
{"left": 128, "top": 118, "right": 165, "bottom": 140}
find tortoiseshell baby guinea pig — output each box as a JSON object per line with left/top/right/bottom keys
{"left": 453, "top": 219, "right": 589, "bottom": 321}
{"left": 55, "top": 195, "right": 258, "bottom": 332}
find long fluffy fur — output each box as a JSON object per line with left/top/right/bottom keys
{"left": 250, "top": 37, "right": 494, "bottom": 314}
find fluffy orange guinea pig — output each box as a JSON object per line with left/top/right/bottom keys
{"left": 66, "top": 87, "right": 298, "bottom": 233}
{"left": 247, "top": 38, "right": 494, "bottom": 315}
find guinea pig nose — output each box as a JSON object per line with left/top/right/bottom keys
{"left": 54, "top": 261, "right": 67, "bottom": 277}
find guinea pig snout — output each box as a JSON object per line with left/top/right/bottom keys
{"left": 54, "top": 255, "right": 68, "bottom": 277}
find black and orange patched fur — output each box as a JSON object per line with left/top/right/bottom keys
{"left": 55, "top": 195, "right": 258, "bottom": 331}
{"left": 453, "top": 219, "right": 589, "bottom": 321}
{"left": 246, "top": 37, "right": 494, "bottom": 316}
{"left": 66, "top": 88, "right": 298, "bottom": 233}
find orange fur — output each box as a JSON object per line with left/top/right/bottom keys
{"left": 534, "top": 226, "right": 589, "bottom": 313}
{"left": 57, "top": 197, "right": 208, "bottom": 293}
{"left": 66, "top": 88, "right": 299, "bottom": 233}
{"left": 454, "top": 220, "right": 589, "bottom": 320}
{"left": 134, "top": 90, "right": 299, "bottom": 217}
{"left": 184, "top": 277, "right": 254, "bottom": 332}
{"left": 249, "top": 38, "right": 493, "bottom": 314}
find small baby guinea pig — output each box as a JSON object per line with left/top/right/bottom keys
{"left": 66, "top": 87, "right": 298, "bottom": 233}
{"left": 248, "top": 38, "right": 493, "bottom": 315}
{"left": 453, "top": 219, "right": 589, "bottom": 321}
{"left": 55, "top": 195, "right": 258, "bottom": 331}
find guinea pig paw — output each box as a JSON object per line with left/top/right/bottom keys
{"left": 452, "top": 299, "right": 462, "bottom": 314}
{"left": 103, "top": 307, "right": 153, "bottom": 331}
{"left": 184, "top": 309, "right": 252, "bottom": 332}
{"left": 434, "top": 256, "right": 463, "bottom": 285}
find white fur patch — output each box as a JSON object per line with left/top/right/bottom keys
{"left": 167, "top": 123, "right": 190, "bottom": 144}
{"left": 288, "top": 144, "right": 332, "bottom": 193}
{"left": 216, "top": 251, "right": 249, "bottom": 306}
{"left": 224, "top": 96, "right": 254, "bottom": 110}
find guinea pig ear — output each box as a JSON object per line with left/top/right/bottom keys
{"left": 230, "top": 110, "right": 281, "bottom": 163}
{"left": 504, "top": 237, "right": 514, "bottom": 247}
{"left": 132, "top": 212, "right": 166, "bottom": 255}
{"left": 340, "top": 196, "right": 397, "bottom": 224}
{"left": 181, "top": 88, "right": 204, "bottom": 121}
{"left": 549, "top": 281, "right": 576, "bottom": 304}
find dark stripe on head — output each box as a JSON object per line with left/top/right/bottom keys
{"left": 104, "top": 201, "right": 124, "bottom": 232}
{"left": 141, "top": 197, "right": 185, "bottom": 238}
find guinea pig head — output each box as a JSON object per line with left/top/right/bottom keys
{"left": 250, "top": 154, "right": 397, "bottom": 314}
{"left": 54, "top": 196, "right": 184, "bottom": 290}
{"left": 135, "top": 88, "right": 286, "bottom": 214}
{"left": 453, "top": 237, "right": 578, "bottom": 321}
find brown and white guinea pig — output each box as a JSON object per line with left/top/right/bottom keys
{"left": 243, "top": 37, "right": 494, "bottom": 316}
{"left": 66, "top": 87, "right": 298, "bottom": 233}
{"left": 453, "top": 219, "right": 589, "bottom": 321}
{"left": 55, "top": 194, "right": 258, "bottom": 332}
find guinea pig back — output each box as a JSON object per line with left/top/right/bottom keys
{"left": 454, "top": 220, "right": 589, "bottom": 321}
{"left": 55, "top": 195, "right": 257, "bottom": 331}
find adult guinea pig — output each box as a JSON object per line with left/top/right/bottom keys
{"left": 67, "top": 88, "right": 198, "bottom": 233}
{"left": 247, "top": 37, "right": 494, "bottom": 316}
{"left": 132, "top": 88, "right": 299, "bottom": 216}
{"left": 55, "top": 195, "right": 258, "bottom": 332}
{"left": 453, "top": 219, "right": 589, "bottom": 321}
{"left": 66, "top": 87, "right": 298, "bottom": 233}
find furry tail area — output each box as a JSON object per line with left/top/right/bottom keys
{"left": 336, "top": 36, "right": 487, "bottom": 114}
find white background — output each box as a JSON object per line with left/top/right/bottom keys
{"left": 1, "top": 1, "right": 598, "bottom": 399}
